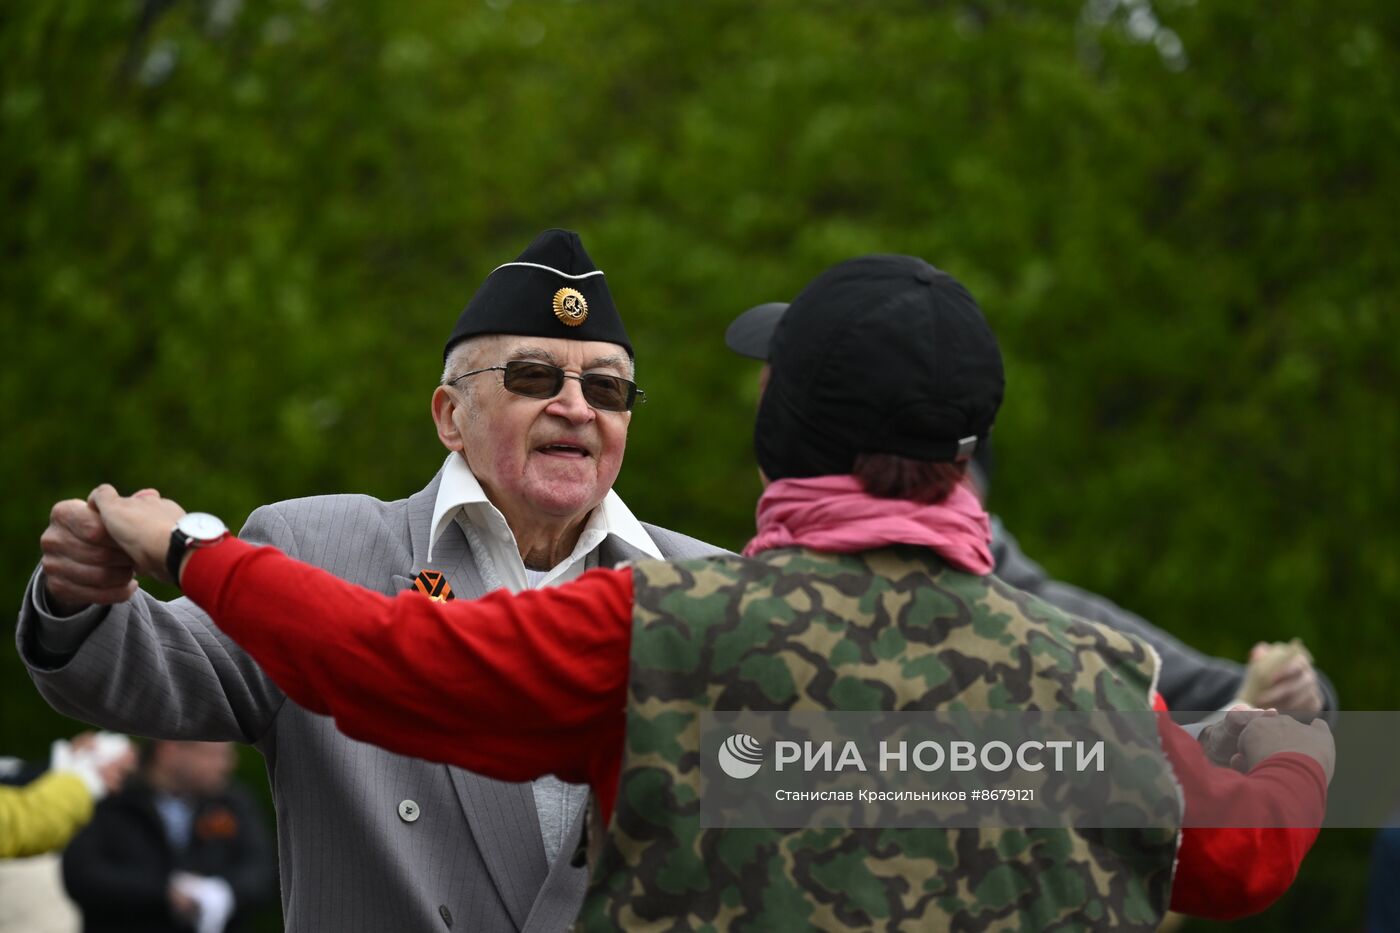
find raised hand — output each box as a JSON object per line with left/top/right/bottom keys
{"left": 1237, "top": 714, "right": 1335, "bottom": 785}
{"left": 1239, "top": 640, "right": 1324, "bottom": 714}
{"left": 1198, "top": 705, "right": 1274, "bottom": 772}
{"left": 1251, "top": 642, "right": 1324, "bottom": 713}
{"left": 86, "top": 484, "right": 188, "bottom": 583}
{"left": 39, "top": 493, "right": 155, "bottom": 614}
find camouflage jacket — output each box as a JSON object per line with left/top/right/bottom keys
{"left": 576, "top": 547, "right": 1180, "bottom": 932}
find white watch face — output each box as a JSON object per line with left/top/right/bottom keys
{"left": 178, "top": 512, "right": 228, "bottom": 543}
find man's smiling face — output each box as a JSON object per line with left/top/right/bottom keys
{"left": 442, "top": 334, "right": 633, "bottom": 528}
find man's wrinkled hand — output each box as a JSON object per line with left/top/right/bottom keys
{"left": 1238, "top": 714, "right": 1335, "bottom": 784}
{"left": 87, "top": 484, "right": 187, "bottom": 584}
{"left": 1198, "top": 705, "right": 1274, "bottom": 772}
{"left": 39, "top": 494, "right": 156, "bottom": 614}
{"left": 1252, "top": 642, "right": 1324, "bottom": 713}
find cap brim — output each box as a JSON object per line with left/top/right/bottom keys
{"left": 724, "top": 302, "right": 789, "bottom": 360}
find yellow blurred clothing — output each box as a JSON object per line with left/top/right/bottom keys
{"left": 0, "top": 771, "right": 94, "bottom": 859}
{"left": 0, "top": 852, "right": 82, "bottom": 933}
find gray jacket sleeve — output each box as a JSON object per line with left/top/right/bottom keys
{"left": 990, "top": 517, "right": 1339, "bottom": 716}
{"left": 15, "top": 506, "right": 294, "bottom": 743}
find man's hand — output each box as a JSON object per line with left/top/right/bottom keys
{"left": 1237, "top": 715, "right": 1335, "bottom": 784}
{"left": 87, "top": 484, "right": 187, "bottom": 584}
{"left": 96, "top": 745, "right": 137, "bottom": 795}
{"left": 168, "top": 879, "right": 199, "bottom": 922}
{"left": 1251, "top": 642, "right": 1324, "bottom": 713}
{"left": 52, "top": 731, "right": 136, "bottom": 800}
{"left": 39, "top": 498, "right": 147, "bottom": 615}
{"left": 1198, "top": 704, "right": 1273, "bottom": 772}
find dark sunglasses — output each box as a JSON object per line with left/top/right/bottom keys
{"left": 449, "top": 360, "right": 645, "bottom": 412}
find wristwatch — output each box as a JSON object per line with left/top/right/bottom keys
{"left": 166, "top": 512, "right": 230, "bottom": 584}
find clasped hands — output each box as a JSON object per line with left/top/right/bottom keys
{"left": 1197, "top": 705, "right": 1335, "bottom": 784}
{"left": 41, "top": 485, "right": 1333, "bottom": 781}
{"left": 41, "top": 484, "right": 189, "bottom": 613}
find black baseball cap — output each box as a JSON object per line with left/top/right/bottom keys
{"left": 724, "top": 302, "right": 788, "bottom": 361}
{"left": 752, "top": 255, "right": 1003, "bottom": 480}
{"left": 444, "top": 229, "right": 632, "bottom": 361}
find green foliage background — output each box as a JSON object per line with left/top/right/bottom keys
{"left": 3, "top": 0, "right": 1397, "bottom": 927}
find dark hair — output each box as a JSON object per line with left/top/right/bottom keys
{"left": 852, "top": 452, "right": 967, "bottom": 504}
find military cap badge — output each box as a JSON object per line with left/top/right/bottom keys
{"left": 553, "top": 287, "right": 589, "bottom": 326}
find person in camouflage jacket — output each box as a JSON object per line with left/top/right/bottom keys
{"left": 88, "top": 255, "right": 1333, "bottom": 931}
{"left": 726, "top": 301, "right": 1338, "bottom": 721}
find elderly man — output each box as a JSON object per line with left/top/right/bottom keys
{"left": 16, "top": 229, "right": 721, "bottom": 932}
{"left": 81, "top": 255, "right": 1330, "bottom": 929}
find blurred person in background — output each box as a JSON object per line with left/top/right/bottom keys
{"left": 84, "top": 255, "right": 1333, "bottom": 930}
{"left": 16, "top": 228, "right": 721, "bottom": 931}
{"left": 0, "top": 733, "right": 134, "bottom": 933}
{"left": 62, "top": 740, "right": 274, "bottom": 933}
{"left": 726, "top": 300, "right": 1337, "bottom": 719}
{"left": 0, "top": 731, "right": 134, "bottom": 859}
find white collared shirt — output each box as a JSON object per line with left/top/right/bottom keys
{"left": 425, "top": 452, "right": 660, "bottom": 864}
{"left": 427, "top": 452, "right": 661, "bottom": 586}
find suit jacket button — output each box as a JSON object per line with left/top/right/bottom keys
{"left": 398, "top": 799, "right": 420, "bottom": 823}
{"left": 439, "top": 904, "right": 453, "bottom": 928}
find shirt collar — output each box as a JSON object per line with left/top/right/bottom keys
{"left": 427, "top": 452, "right": 661, "bottom": 563}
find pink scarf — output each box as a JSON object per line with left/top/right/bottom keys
{"left": 742, "top": 474, "right": 994, "bottom": 575}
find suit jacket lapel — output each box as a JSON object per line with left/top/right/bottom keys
{"left": 599, "top": 535, "right": 651, "bottom": 568}
{"left": 403, "top": 470, "right": 546, "bottom": 929}
{"left": 396, "top": 466, "right": 487, "bottom": 597}
{"left": 446, "top": 767, "right": 547, "bottom": 929}
{"left": 403, "top": 469, "right": 439, "bottom": 561}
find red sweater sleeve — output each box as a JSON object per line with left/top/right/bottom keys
{"left": 1154, "top": 693, "right": 1326, "bottom": 919}
{"left": 182, "top": 537, "right": 632, "bottom": 815}
{"left": 182, "top": 541, "right": 1326, "bottom": 889}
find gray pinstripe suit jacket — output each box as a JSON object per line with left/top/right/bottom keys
{"left": 16, "top": 468, "right": 723, "bottom": 932}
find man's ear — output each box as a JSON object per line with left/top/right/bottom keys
{"left": 431, "top": 386, "right": 466, "bottom": 453}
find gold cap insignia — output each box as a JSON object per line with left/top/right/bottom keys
{"left": 553, "top": 287, "right": 589, "bottom": 327}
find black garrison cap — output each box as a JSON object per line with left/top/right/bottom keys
{"left": 443, "top": 229, "right": 633, "bottom": 360}
{"left": 753, "top": 255, "right": 1004, "bottom": 480}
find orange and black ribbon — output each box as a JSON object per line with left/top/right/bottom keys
{"left": 412, "top": 570, "right": 455, "bottom": 602}
{"left": 195, "top": 806, "right": 239, "bottom": 840}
